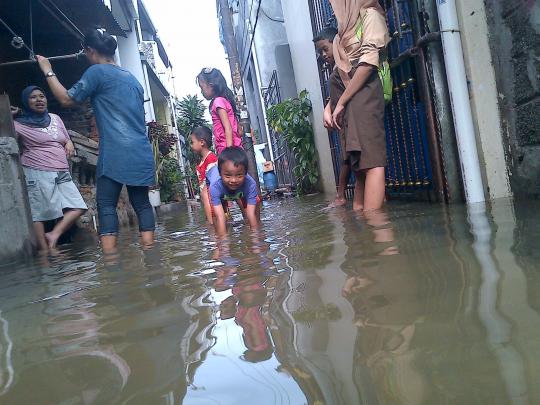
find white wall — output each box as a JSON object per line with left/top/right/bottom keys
{"left": 116, "top": 27, "right": 155, "bottom": 122}
{"left": 281, "top": 0, "right": 335, "bottom": 195}
{"left": 455, "top": 0, "right": 512, "bottom": 199}
{"left": 251, "top": 0, "right": 288, "bottom": 86}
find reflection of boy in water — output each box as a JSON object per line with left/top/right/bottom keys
{"left": 219, "top": 274, "right": 273, "bottom": 363}
{"left": 235, "top": 281, "right": 273, "bottom": 362}
{"left": 214, "top": 267, "right": 237, "bottom": 293}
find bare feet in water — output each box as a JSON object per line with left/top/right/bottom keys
{"left": 44, "top": 231, "right": 61, "bottom": 249}
{"left": 352, "top": 201, "right": 364, "bottom": 211}
{"left": 328, "top": 197, "right": 346, "bottom": 208}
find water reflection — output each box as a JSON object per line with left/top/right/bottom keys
{"left": 1, "top": 198, "right": 540, "bottom": 403}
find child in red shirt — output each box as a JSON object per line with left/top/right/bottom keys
{"left": 192, "top": 126, "right": 218, "bottom": 224}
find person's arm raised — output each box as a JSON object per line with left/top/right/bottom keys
{"left": 36, "top": 56, "right": 76, "bottom": 108}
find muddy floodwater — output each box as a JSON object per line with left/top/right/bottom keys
{"left": 1, "top": 196, "right": 540, "bottom": 404}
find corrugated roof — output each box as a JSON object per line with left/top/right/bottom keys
{"left": 48, "top": 0, "right": 126, "bottom": 37}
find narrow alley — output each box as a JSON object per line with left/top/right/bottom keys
{"left": 1, "top": 0, "right": 540, "bottom": 403}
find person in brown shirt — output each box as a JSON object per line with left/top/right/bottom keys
{"left": 329, "top": 0, "right": 390, "bottom": 211}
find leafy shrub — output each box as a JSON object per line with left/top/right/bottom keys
{"left": 267, "top": 90, "right": 319, "bottom": 194}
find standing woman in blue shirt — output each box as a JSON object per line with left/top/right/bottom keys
{"left": 36, "top": 29, "right": 156, "bottom": 253}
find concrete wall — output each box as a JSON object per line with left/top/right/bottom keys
{"left": 275, "top": 44, "right": 297, "bottom": 101}
{"left": 455, "top": 0, "right": 512, "bottom": 200}
{"left": 281, "top": 0, "right": 336, "bottom": 194}
{"left": 484, "top": 0, "right": 540, "bottom": 196}
{"left": 237, "top": 0, "right": 288, "bottom": 87}
{"left": 234, "top": 0, "right": 292, "bottom": 152}
{"left": 252, "top": 0, "right": 288, "bottom": 87}
{"left": 0, "top": 98, "right": 36, "bottom": 262}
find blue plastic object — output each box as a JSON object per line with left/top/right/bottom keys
{"left": 263, "top": 171, "right": 278, "bottom": 193}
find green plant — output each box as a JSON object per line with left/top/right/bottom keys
{"left": 267, "top": 90, "right": 319, "bottom": 194}
{"left": 176, "top": 95, "right": 208, "bottom": 136}
{"left": 147, "top": 121, "right": 177, "bottom": 187}
{"left": 159, "top": 156, "right": 185, "bottom": 202}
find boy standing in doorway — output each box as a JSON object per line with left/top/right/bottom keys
{"left": 314, "top": 27, "right": 352, "bottom": 208}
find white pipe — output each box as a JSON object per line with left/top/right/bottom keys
{"left": 436, "top": 0, "right": 485, "bottom": 204}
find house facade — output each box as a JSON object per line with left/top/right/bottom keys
{"left": 0, "top": 0, "right": 184, "bottom": 233}
{"left": 218, "top": 0, "right": 540, "bottom": 202}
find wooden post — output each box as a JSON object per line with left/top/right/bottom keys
{"left": 0, "top": 94, "right": 37, "bottom": 262}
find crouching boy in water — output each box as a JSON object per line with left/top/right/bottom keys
{"left": 209, "top": 147, "right": 261, "bottom": 235}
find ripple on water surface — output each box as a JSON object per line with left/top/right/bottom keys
{"left": 1, "top": 197, "right": 540, "bottom": 404}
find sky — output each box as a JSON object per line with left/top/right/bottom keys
{"left": 144, "top": 0, "right": 232, "bottom": 101}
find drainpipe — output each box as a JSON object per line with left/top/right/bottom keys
{"left": 436, "top": 0, "right": 485, "bottom": 204}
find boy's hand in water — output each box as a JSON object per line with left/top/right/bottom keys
{"left": 36, "top": 55, "right": 52, "bottom": 74}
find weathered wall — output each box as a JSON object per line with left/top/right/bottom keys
{"left": 485, "top": 0, "right": 540, "bottom": 195}
{"left": 235, "top": 0, "right": 291, "bottom": 149}
{"left": 275, "top": 44, "right": 297, "bottom": 101}
{"left": 281, "top": 0, "right": 336, "bottom": 194}
{"left": 455, "top": 0, "right": 512, "bottom": 200}
{"left": 0, "top": 97, "right": 36, "bottom": 262}
{"left": 252, "top": 0, "right": 288, "bottom": 87}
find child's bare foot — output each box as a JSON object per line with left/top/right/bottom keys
{"left": 328, "top": 197, "right": 346, "bottom": 208}
{"left": 44, "top": 231, "right": 60, "bottom": 249}
{"left": 352, "top": 188, "right": 363, "bottom": 211}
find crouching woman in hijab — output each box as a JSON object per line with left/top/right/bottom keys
{"left": 329, "top": 0, "right": 390, "bottom": 211}
{"left": 11, "top": 86, "right": 87, "bottom": 251}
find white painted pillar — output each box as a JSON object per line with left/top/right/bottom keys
{"left": 455, "top": 0, "right": 512, "bottom": 200}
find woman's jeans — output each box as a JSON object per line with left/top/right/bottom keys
{"left": 96, "top": 176, "right": 155, "bottom": 236}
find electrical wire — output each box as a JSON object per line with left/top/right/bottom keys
{"left": 239, "top": 0, "right": 255, "bottom": 70}
{"left": 241, "top": 0, "right": 262, "bottom": 75}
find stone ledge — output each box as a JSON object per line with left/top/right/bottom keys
{"left": 155, "top": 201, "right": 187, "bottom": 216}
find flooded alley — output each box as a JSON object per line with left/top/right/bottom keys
{"left": 0, "top": 197, "right": 539, "bottom": 404}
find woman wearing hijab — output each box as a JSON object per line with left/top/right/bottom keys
{"left": 327, "top": 0, "right": 390, "bottom": 211}
{"left": 12, "top": 86, "right": 87, "bottom": 251}
{"left": 35, "top": 28, "right": 156, "bottom": 253}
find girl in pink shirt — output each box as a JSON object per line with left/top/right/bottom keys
{"left": 197, "top": 68, "right": 242, "bottom": 154}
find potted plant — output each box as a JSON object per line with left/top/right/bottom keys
{"left": 147, "top": 121, "right": 178, "bottom": 207}
{"left": 267, "top": 90, "right": 320, "bottom": 194}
